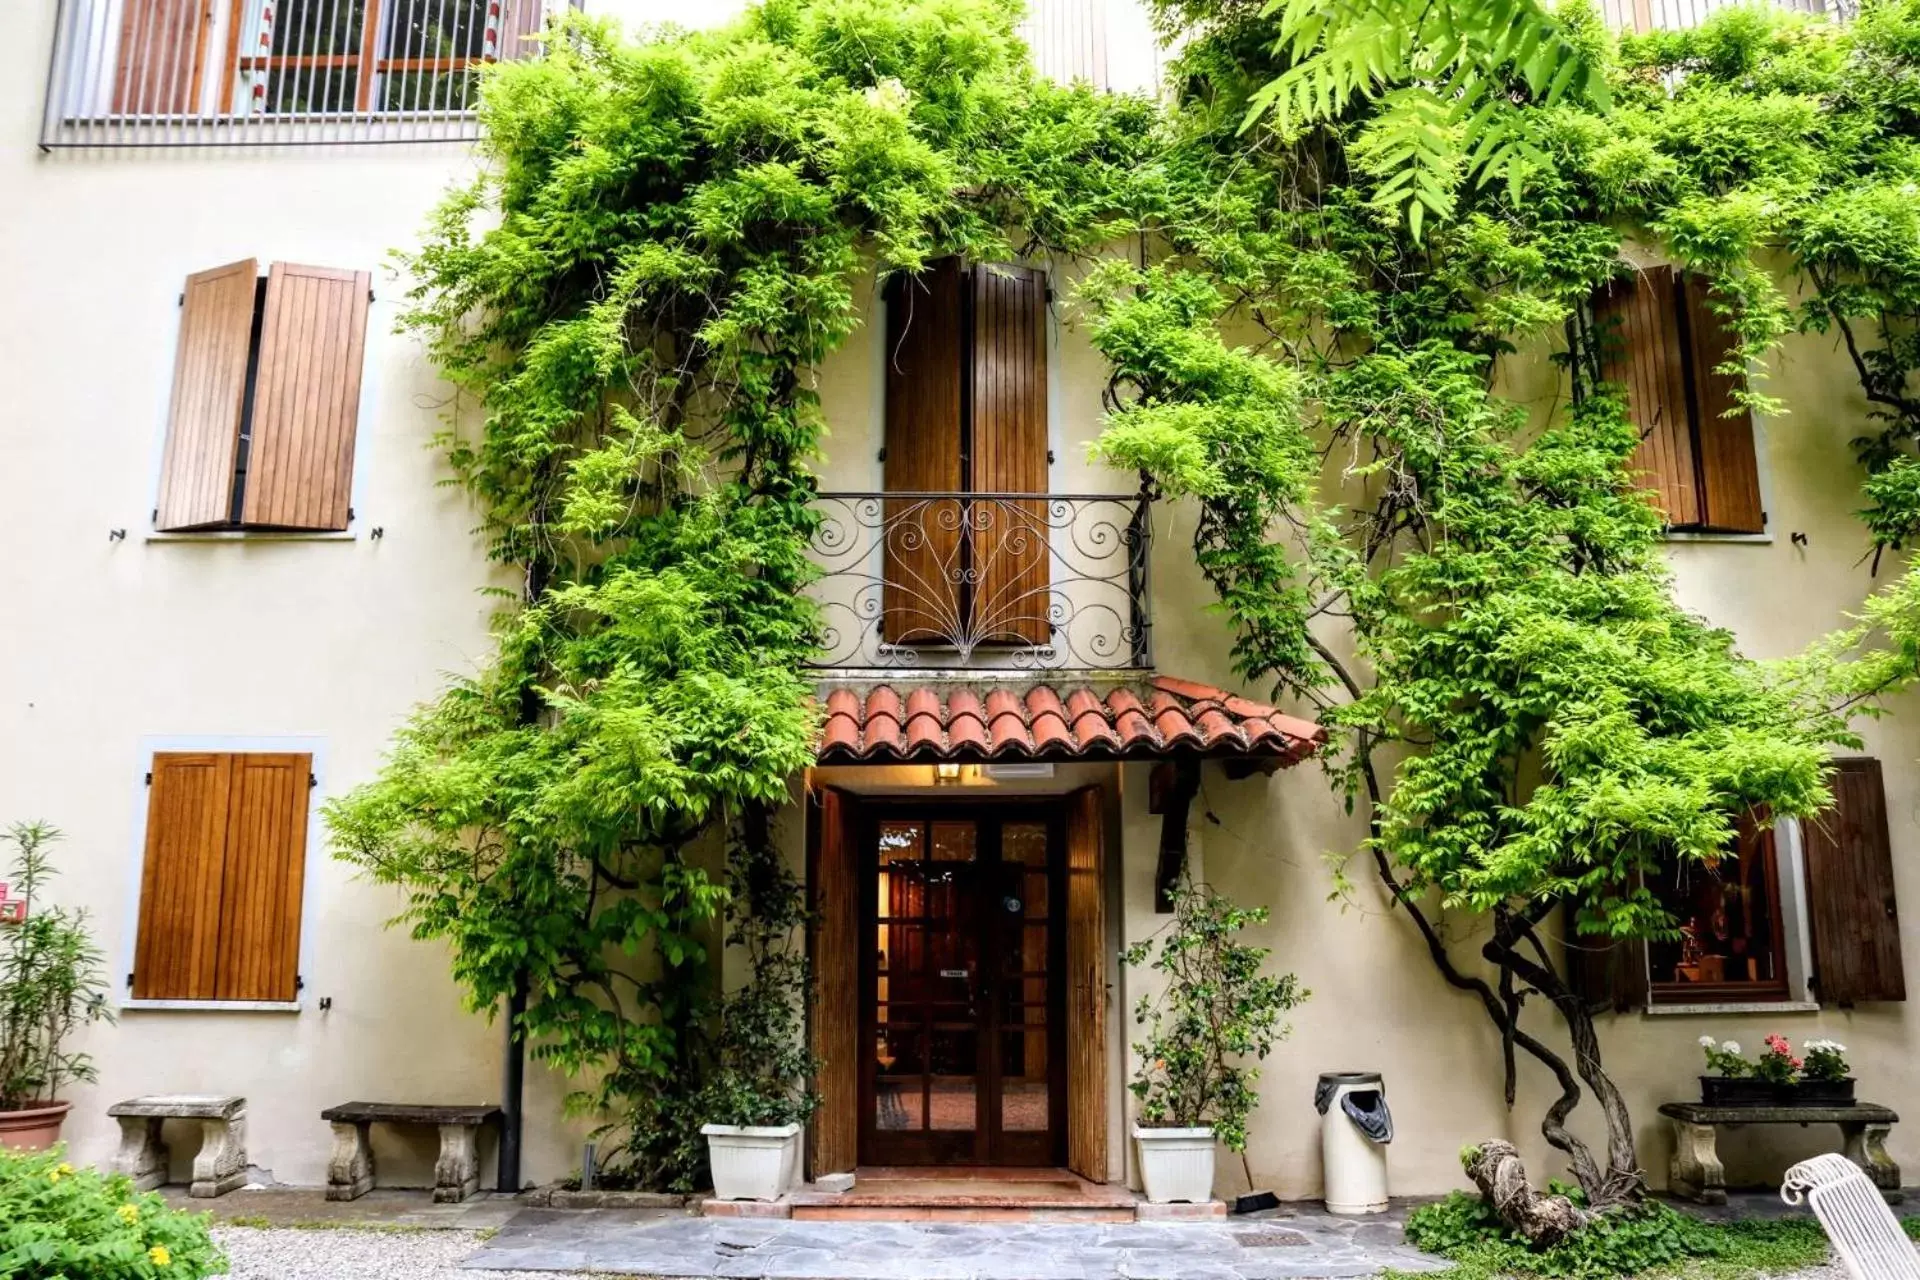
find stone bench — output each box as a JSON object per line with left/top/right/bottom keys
{"left": 1659, "top": 1101, "right": 1902, "bottom": 1205}
{"left": 108, "top": 1095, "right": 248, "bottom": 1198}
{"left": 321, "top": 1102, "right": 503, "bottom": 1203}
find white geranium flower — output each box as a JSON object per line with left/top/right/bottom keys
{"left": 1699, "top": 1035, "right": 1717, "bottom": 1047}
{"left": 1722, "top": 1040, "right": 1742, "bottom": 1055}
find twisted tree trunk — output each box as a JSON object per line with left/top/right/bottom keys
{"left": 1465, "top": 1140, "right": 1595, "bottom": 1246}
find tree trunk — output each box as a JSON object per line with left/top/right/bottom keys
{"left": 1464, "top": 1139, "right": 1595, "bottom": 1247}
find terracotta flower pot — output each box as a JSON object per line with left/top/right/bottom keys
{"left": 0, "top": 1100, "right": 73, "bottom": 1150}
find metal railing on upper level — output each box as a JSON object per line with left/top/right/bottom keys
{"left": 40, "top": 0, "right": 1155, "bottom": 148}
{"left": 806, "top": 491, "right": 1154, "bottom": 673}
{"left": 38, "top": 0, "right": 549, "bottom": 147}
{"left": 1602, "top": 0, "right": 1847, "bottom": 30}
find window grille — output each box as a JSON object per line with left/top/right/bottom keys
{"left": 39, "top": 0, "right": 551, "bottom": 147}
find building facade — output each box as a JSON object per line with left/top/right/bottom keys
{"left": 2, "top": 0, "right": 1913, "bottom": 1204}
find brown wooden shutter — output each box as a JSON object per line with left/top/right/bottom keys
{"left": 213, "top": 754, "right": 310, "bottom": 1001}
{"left": 134, "top": 753, "right": 234, "bottom": 1000}
{"left": 883, "top": 260, "right": 966, "bottom": 644}
{"left": 808, "top": 788, "right": 859, "bottom": 1176}
{"left": 1805, "top": 758, "right": 1906, "bottom": 1004}
{"left": 1682, "top": 273, "right": 1765, "bottom": 534}
{"left": 971, "top": 264, "right": 1051, "bottom": 647}
{"left": 154, "top": 260, "right": 257, "bottom": 532}
{"left": 241, "top": 263, "right": 372, "bottom": 531}
{"left": 1065, "top": 785, "right": 1108, "bottom": 1182}
{"left": 113, "top": 0, "right": 209, "bottom": 116}
{"left": 1565, "top": 904, "right": 1649, "bottom": 1014}
{"left": 1594, "top": 267, "right": 1701, "bottom": 527}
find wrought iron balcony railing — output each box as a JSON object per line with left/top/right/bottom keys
{"left": 807, "top": 491, "right": 1153, "bottom": 673}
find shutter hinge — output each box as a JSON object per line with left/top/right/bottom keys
{"left": 178, "top": 293, "right": 185, "bottom": 306}
{"left": 144, "top": 771, "right": 152, "bottom": 786}
{"left": 368, "top": 289, "right": 376, "bottom": 304}
{"left": 126, "top": 972, "right": 135, "bottom": 988}
{"left": 309, "top": 773, "right": 318, "bottom": 788}
{"left": 348, "top": 507, "right": 356, "bottom": 522}
{"left": 876, "top": 448, "right": 886, "bottom": 463}
{"left": 152, "top": 509, "right": 159, "bottom": 523}
{"left": 1047, "top": 450, "right": 1055, "bottom": 465}
{"left": 295, "top": 974, "right": 306, "bottom": 992}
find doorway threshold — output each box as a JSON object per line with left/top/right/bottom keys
{"left": 788, "top": 1166, "right": 1138, "bottom": 1222}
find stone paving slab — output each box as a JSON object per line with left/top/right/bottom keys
{"left": 459, "top": 1206, "right": 1454, "bottom": 1279}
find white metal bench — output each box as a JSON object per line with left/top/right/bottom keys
{"left": 1783, "top": 1153, "right": 1920, "bottom": 1280}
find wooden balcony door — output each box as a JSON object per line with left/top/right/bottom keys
{"left": 858, "top": 803, "right": 1065, "bottom": 1167}
{"left": 881, "top": 260, "right": 1050, "bottom": 649}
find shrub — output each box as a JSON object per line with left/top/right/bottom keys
{"left": 0, "top": 1146, "right": 224, "bottom": 1279}
{"left": 1404, "top": 1190, "right": 1834, "bottom": 1280}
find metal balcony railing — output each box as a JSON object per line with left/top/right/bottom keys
{"left": 1603, "top": 0, "right": 1847, "bottom": 29}
{"left": 807, "top": 491, "right": 1154, "bottom": 673}
{"left": 38, "top": 0, "right": 550, "bottom": 148}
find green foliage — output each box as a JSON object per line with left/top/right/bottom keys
{"left": 0, "top": 824, "right": 111, "bottom": 1111}
{"left": 1122, "top": 880, "right": 1307, "bottom": 1153}
{"left": 1239, "top": 0, "right": 1609, "bottom": 234}
{"left": 0, "top": 1147, "right": 223, "bottom": 1280}
{"left": 334, "top": 0, "right": 1154, "bottom": 1191}
{"left": 1403, "top": 1191, "right": 1834, "bottom": 1280}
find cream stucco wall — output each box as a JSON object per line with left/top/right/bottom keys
{"left": 7, "top": 0, "right": 1918, "bottom": 1207}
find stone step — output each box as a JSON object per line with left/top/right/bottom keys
{"left": 789, "top": 1202, "right": 1138, "bottom": 1223}
{"left": 785, "top": 1170, "right": 1141, "bottom": 1223}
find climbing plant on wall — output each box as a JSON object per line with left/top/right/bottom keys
{"left": 323, "top": 0, "right": 1155, "bottom": 1191}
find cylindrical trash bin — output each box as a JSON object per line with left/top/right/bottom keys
{"left": 1315, "top": 1072, "right": 1392, "bottom": 1214}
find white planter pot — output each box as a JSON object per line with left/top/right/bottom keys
{"left": 1133, "top": 1125, "right": 1216, "bottom": 1204}
{"left": 701, "top": 1122, "right": 802, "bottom": 1201}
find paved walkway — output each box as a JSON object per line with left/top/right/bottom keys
{"left": 460, "top": 1206, "right": 1452, "bottom": 1279}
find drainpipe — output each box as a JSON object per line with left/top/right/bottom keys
{"left": 499, "top": 971, "right": 528, "bottom": 1191}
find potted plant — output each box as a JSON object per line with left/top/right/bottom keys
{"left": 1793, "top": 1038, "right": 1855, "bottom": 1105}
{"left": 1125, "top": 879, "right": 1306, "bottom": 1205}
{"left": 1697, "top": 1036, "right": 1774, "bottom": 1106}
{"left": 0, "top": 822, "right": 112, "bottom": 1149}
{"left": 698, "top": 818, "right": 818, "bottom": 1201}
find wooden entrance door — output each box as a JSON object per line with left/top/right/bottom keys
{"left": 859, "top": 803, "right": 1065, "bottom": 1166}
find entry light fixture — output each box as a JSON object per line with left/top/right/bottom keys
{"left": 934, "top": 762, "right": 962, "bottom": 784}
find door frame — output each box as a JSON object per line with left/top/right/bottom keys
{"left": 855, "top": 795, "right": 1069, "bottom": 1167}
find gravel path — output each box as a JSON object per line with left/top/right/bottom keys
{"left": 213, "top": 1227, "right": 597, "bottom": 1280}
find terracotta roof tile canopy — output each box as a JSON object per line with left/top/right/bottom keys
{"left": 819, "top": 675, "right": 1324, "bottom": 766}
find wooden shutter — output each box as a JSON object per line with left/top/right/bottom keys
{"left": 134, "top": 754, "right": 234, "bottom": 1000}
{"left": 1805, "top": 758, "right": 1906, "bottom": 1004}
{"left": 883, "top": 260, "right": 966, "bottom": 643}
{"left": 1594, "top": 267, "right": 1701, "bottom": 527}
{"left": 808, "top": 788, "right": 859, "bottom": 1176}
{"left": 1565, "top": 902, "right": 1650, "bottom": 1014}
{"left": 113, "top": 0, "right": 209, "bottom": 116}
{"left": 1065, "top": 785, "right": 1108, "bottom": 1182}
{"left": 241, "top": 263, "right": 371, "bottom": 531}
{"left": 1682, "top": 273, "right": 1765, "bottom": 534}
{"left": 213, "top": 754, "right": 310, "bottom": 1001}
{"left": 155, "top": 260, "right": 257, "bottom": 532}
{"left": 971, "top": 264, "right": 1051, "bottom": 647}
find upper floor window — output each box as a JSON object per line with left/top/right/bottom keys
{"left": 155, "top": 259, "right": 370, "bottom": 533}
{"left": 41, "top": 0, "right": 547, "bottom": 147}
{"left": 882, "top": 259, "right": 1051, "bottom": 648}
{"left": 1591, "top": 266, "right": 1766, "bottom": 535}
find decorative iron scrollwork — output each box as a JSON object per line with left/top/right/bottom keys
{"left": 807, "top": 490, "right": 1153, "bottom": 672}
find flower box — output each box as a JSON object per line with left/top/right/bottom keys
{"left": 1699, "top": 1076, "right": 1784, "bottom": 1107}
{"left": 701, "top": 1123, "right": 801, "bottom": 1202}
{"left": 1789, "top": 1078, "right": 1856, "bottom": 1106}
